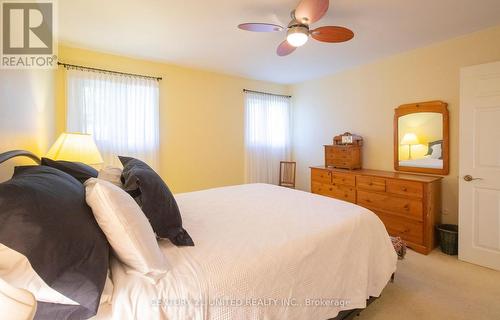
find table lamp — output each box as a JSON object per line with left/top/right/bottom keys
{"left": 46, "top": 133, "right": 103, "bottom": 165}
{"left": 400, "top": 133, "right": 419, "bottom": 160}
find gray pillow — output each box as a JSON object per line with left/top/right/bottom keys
{"left": 119, "top": 156, "right": 194, "bottom": 246}
{"left": 0, "top": 165, "right": 109, "bottom": 319}
{"left": 426, "top": 140, "right": 443, "bottom": 159}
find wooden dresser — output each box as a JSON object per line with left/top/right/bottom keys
{"left": 310, "top": 166, "right": 442, "bottom": 254}
{"left": 324, "top": 132, "right": 363, "bottom": 169}
{"left": 325, "top": 145, "right": 362, "bottom": 170}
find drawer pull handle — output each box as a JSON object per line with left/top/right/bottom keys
{"left": 329, "top": 188, "right": 333, "bottom": 191}
{"left": 404, "top": 204, "right": 410, "bottom": 210}
{"left": 366, "top": 199, "right": 371, "bottom": 203}
{"left": 344, "top": 194, "right": 348, "bottom": 198}
{"left": 402, "top": 187, "right": 408, "bottom": 192}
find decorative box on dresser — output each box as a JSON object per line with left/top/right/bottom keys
{"left": 310, "top": 166, "right": 442, "bottom": 254}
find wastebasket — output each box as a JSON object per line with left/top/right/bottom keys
{"left": 436, "top": 224, "right": 458, "bottom": 255}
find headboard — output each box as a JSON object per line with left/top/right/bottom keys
{"left": 0, "top": 150, "right": 41, "bottom": 165}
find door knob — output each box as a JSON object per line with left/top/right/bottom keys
{"left": 463, "top": 175, "right": 483, "bottom": 182}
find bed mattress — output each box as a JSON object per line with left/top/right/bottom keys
{"left": 97, "top": 184, "right": 397, "bottom": 320}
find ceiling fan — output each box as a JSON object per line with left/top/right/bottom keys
{"left": 238, "top": 0, "right": 354, "bottom": 56}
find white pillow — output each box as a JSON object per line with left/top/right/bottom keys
{"left": 430, "top": 144, "right": 442, "bottom": 159}
{"left": 0, "top": 277, "right": 36, "bottom": 320}
{"left": 84, "top": 178, "right": 168, "bottom": 279}
{"left": 0, "top": 244, "right": 78, "bottom": 305}
{"left": 98, "top": 166, "right": 123, "bottom": 187}
{"left": 99, "top": 271, "right": 114, "bottom": 305}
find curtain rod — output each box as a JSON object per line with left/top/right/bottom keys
{"left": 243, "top": 89, "right": 291, "bottom": 98}
{"left": 57, "top": 62, "right": 162, "bottom": 81}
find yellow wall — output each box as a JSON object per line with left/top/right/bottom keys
{"left": 291, "top": 25, "right": 500, "bottom": 224}
{"left": 56, "top": 45, "right": 289, "bottom": 193}
{"left": 0, "top": 69, "right": 55, "bottom": 181}
{"left": 6, "top": 25, "right": 500, "bottom": 221}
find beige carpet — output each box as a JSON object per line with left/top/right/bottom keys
{"left": 358, "top": 249, "right": 500, "bottom": 320}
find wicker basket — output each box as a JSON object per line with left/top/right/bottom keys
{"left": 436, "top": 224, "right": 458, "bottom": 255}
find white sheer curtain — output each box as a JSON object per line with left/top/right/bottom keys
{"left": 244, "top": 91, "right": 291, "bottom": 184}
{"left": 66, "top": 68, "right": 160, "bottom": 169}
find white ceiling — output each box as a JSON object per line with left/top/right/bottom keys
{"left": 59, "top": 0, "right": 500, "bottom": 84}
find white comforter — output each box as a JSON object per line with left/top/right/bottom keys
{"left": 399, "top": 158, "right": 443, "bottom": 169}
{"left": 103, "top": 184, "right": 397, "bottom": 320}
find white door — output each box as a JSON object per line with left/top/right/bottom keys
{"left": 459, "top": 61, "right": 500, "bottom": 271}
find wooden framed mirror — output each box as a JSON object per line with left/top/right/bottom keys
{"left": 394, "top": 101, "right": 449, "bottom": 175}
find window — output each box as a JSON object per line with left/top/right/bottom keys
{"left": 244, "top": 91, "right": 291, "bottom": 184}
{"left": 66, "top": 68, "right": 160, "bottom": 169}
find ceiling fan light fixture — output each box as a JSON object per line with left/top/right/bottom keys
{"left": 286, "top": 26, "right": 309, "bottom": 47}
{"left": 238, "top": 0, "right": 354, "bottom": 56}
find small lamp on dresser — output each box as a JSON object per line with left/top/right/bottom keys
{"left": 45, "top": 132, "right": 103, "bottom": 167}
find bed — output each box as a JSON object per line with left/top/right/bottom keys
{"left": 96, "top": 184, "right": 396, "bottom": 320}
{"left": 1, "top": 151, "right": 397, "bottom": 320}
{"left": 399, "top": 157, "right": 443, "bottom": 169}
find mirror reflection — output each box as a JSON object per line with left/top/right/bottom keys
{"left": 398, "top": 112, "right": 443, "bottom": 169}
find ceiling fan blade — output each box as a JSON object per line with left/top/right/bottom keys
{"left": 277, "top": 40, "right": 296, "bottom": 56}
{"left": 238, "top": 23, "right": 284, "bottom": 32}
{"left": 294, "top": 0, "right": 329, "bottom": 24}
{"left": 311, "top": 26, "right": 354, "bottom": 43}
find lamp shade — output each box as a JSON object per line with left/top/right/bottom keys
{"left": 46, "top": 133, "right": 103, "bottom": 165}
{"left": 400, "top": 133, "right": 419, "bottom": 145}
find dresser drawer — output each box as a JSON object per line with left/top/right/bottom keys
{"left": 312, "top": 181, "right": 356, "bottom": 203}
{"left": 386, "top": 179, "right": 423, "bottom": 198}
{"left": 374, "top": 211, "right": 424, "bottom": 245}
{"left": 331, "top": 147, "right": 351, "bottom": 155}
{"left": 326, "top": 152, "right": 351, "bottom": 160}
{"left": 332, "top": 172, "right": 356, "bottom": 187}
{"left": 357, "top": 176, "right": 386, "bottom": 192}
{"left": 333, "top": 185, "right": 356, "bottom": 203}
{"left": 311, "top": 168, "right": 331, "bottom": 184}
{"left": 325, "top": 146, "right": 351, "bottom": 157}
{"left": 311, "top": 181, "right": 331, "bottom": 195}
{"left": 327, "top": 159, "right": 353, "bottom": 168}
{"left": 357, "top": 190, "right": 423, "bottom": 221}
